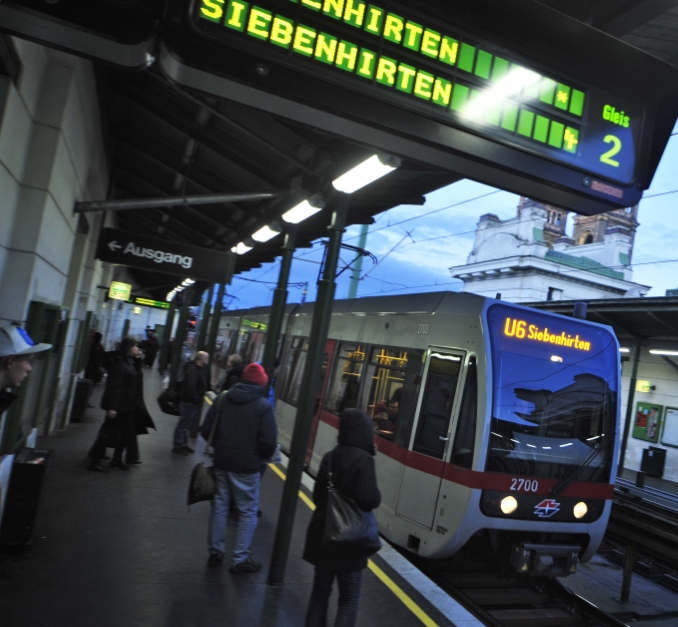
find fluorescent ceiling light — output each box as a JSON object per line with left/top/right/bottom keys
{"left": 251, "top": 225, "right": 280, "bottom": 242}
{"left": 332, "top": 155, "right": 397, "bottom": 193}
{"left": 232, "top": 242, "right": 253, "bottom": 255}
{"left": 650, "top": 349, "right": 678, "bottom": 356}
{"left": 282, "top": 200, "right": 323, "bottom": 224}
{"left": 619, "top": 348, "right": 630, "bottom": 353}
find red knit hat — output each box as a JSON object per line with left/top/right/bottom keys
{"left": 242, "top": 362, "right": 268, "bottom": 387}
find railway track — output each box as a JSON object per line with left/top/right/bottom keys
{"left": 435, "top": 571, "right": 628, "bottom": 627}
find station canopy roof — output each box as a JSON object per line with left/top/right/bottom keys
{"left": 6, "top": 0, "right": 678, "bottom": 298}
{"left": 531, "top": 297, "right": 678, "bottom": 351}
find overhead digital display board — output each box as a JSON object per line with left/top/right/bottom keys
{"left": 192, "top": 0, "right": 641, "bottom": 189}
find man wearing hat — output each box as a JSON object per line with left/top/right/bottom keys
{"left": 0, "top": 324, "right": 52, "bottom": 418}
{"left": 200, "top": 362, "right": 277, "bottom": 573}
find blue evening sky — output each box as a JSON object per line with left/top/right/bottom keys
{"left": 221, "top": 121, "right": 678, "bottom": 311}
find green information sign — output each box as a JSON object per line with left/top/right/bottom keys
{"left": 194, "top": 0, "right": 641, "bottom": 187}
{"left": 127, "top": 296, "right": 172, "bottom": 310}
{"left": 632, "top": 401, "right": 663, "bottom": 443}
{"left": 109, "top": 281, "right": 133, "bottom": 301}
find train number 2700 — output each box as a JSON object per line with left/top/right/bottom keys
{"left": 510, "top": 478, "right": 539, "bottom": 492}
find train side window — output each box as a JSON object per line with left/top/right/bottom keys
{"left": 324, "top": 343, "right": 365, "bottom": 415}
{"left": 413, "top": 354, "right": 462, "bottom": 459}
{"left": 393, "top": 349, "right": 425, "bottom": 448}
{"left": 360, "top": 346, "right": 409, "bottom": 439}
{"left": 280, "top": 336, "right": 309, "bottom": 407}
{"left": 452, "top": 357, "right": 477, "bottom": 468}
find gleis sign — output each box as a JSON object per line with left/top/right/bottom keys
{"left": 194, "top": 0, "right": 640, "bottom": 186}
{"left": 96, "top": 228, "right": 231, "bottom": 283}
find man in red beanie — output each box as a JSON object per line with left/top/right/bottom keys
{"left": 200, "top": 361, "right": 277, "bottom": 572}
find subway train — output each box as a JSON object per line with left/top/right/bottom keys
{"left": 213, "top": 291, "right": 620, "bottom": 577}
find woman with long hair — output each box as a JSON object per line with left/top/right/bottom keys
{"left": 88, "top": 337, "right": 155, "bottom": 471}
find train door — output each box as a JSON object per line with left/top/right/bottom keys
{"left": 305, "top": 339, "right": 336, "bottom": 466}
{"left": 395, "top": 349, "right": 465, "bottom": 529}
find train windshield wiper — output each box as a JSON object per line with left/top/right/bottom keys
{"left": 550, "top": 443, "right": 602, "bottom": 496}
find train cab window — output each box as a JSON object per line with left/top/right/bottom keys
{"left": 452, "top": 357, "right": 477, "bottom": 469}
{"left": 413, "top": 354, "right": 462, "bottom": 459}
{"left": 280, "top": 336, "right": 309, "bottom": 407}
{"left": 324, "top": 343, "right": 365, "bottom": 415}
{"left": 360, "top": 347, "right": 408, "bottom": 439}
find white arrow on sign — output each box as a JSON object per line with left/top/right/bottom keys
{"left": 108, "top": 241, "right": 122, "bottom": 252}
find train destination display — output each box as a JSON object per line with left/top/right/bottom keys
{"left": 194, "top": 0, "right": 641, "bottom": 186}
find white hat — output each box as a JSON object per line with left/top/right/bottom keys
{"left": 0, "top": 325, "right": 52, "bottom": 357}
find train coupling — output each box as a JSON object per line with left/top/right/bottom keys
{"left": 511, "top": 543, "right": 580, "bottom": 578}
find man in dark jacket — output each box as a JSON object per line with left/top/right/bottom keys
{"left": 172, "top": 351, "right": 209, "bottom": 455}
{"left": 200, "top": 362, "right": 277, "bottom": 572}
{"left": 217, "top": 353, "right": 243, "bottom": 393}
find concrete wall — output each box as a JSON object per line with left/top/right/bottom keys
{"left": 0, "top": 39, "right": 110, "bottom": 518}
{"left": 620, "top": 349, "right": 678, "bottom": 482}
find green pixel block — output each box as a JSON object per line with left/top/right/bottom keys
{"left": 314, "top": 33, "right": 337, "bottom": 64}
{"left": 533, "top": 115, "right": 549, "bottom": 142}
{"left": 501, "top": 102, "right": 518, "bottom": 132}
{"left": 540, "top": 78, "right": 556, "bottom": 105}
{"left": 563, "top": 127, "right": 579, "bottom": 153}
{"left": 451, "top": 83, "right": 469, "bottom": 111}
{"left": 517, "top": 109, "right": 534, "bottom": 136}
{"left": 474, "top": 50, "right": 492, "bottom": 79}
{"left": 225, "top": 0, "right": 249, "bottom": 31}
{"left": 548, "top": 121, "right": 564, "bottom": 148}
{"left": 485, "top": 101, "right": 501, "bottom": 126}
{"left": 491, "top": 57, "right": 509, "bottom": 82}
{"left": 570, "top": 89, "right": 585, "bottom": 116}
{"left": 457, "top": 43, "right": 476, "bottom": 73}
{"left": 555, "top": 83, "right": 570, "bottom": 110}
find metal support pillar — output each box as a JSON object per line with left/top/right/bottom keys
{"left": 621, "top": 544, "right": 636, "bottom": 602}
{"left": 170, "top": 288, "right": 194, "bottom": 384}
{"left": 197, "top": 285, "right": 215, "bottom": 351}
{"left": 121, "top": 318, "right": 130, "bottom": 341}
{"left": 261, "top": 226, "right": 298, "bottom": 390}
{"left": 618, "top": 338, "right": 642, "bottom": 477}
{"left": 347, "top": 224, "right": 368, "bottom": 299}
{"left": 158, "top": 305, "right": 176, "bottom": 373}
{"left": 205, "top": 252, "right": 236, "bottom": 358}
{"left": 268, "top": 195, "right": 349, "bottom": 586}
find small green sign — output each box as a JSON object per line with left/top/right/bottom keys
{"left": 109, "top": 281, "right": 132, "bottom": 301}
{"left": 632, "top": 401, "right": 663, "bottom": 443}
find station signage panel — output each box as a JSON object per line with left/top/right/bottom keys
{"left": 127, "top": 296, "right": 172, "bottom": 310}
{"left": 109, "top": 281, "right": 133, "bottom": 301}
{"left": 194, "top": 0, "right": 640, "bottom": 188}
{"left": 96, "top": 227, "right": 231, "bottom": 283}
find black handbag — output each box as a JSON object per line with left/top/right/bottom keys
{"left": 157, "top": 388, "right": 181, "bottom": 416}
{"left": 322, "top": 452, "right": 381, "bottom": 556}
{"left": 187, "top": 392, "right": 225, "bottom": 506}
{"left": 99, "top": 417, "right": 121, "bottom": 448}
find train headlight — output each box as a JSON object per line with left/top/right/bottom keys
{"left": 573, "top": 502, "right": 588, "bottom": 519}
{"left": 500, "top": 496, "right": 518, "bottom": 514}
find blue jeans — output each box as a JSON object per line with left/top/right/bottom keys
{"left": 209, "top": 468, "right": 260, "bottom": 565}
{"left": 173, "top": 402, "right": 199, "bottom": 448}
{"left": 305, "top": 565, "right": 363, "bottom": 627}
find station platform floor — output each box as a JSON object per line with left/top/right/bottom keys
{"left": 0, "top": 370, "right": 481, "bottom": 627}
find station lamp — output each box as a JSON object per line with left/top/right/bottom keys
{"left": 649, "top": 349, "right": 678, "bottom": 356}
{"left": 331, "top": 154, "right": 400, "bottom": 193}
{"left": 251, "top": 224, "right": 282, "bottom": 243}
{"left": 232, "top": 242, "right": 253, "bottom": 255}
{"left": 282, "top": 195, "right": 325, "bottom": 224}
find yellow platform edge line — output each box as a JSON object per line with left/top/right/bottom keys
{"left": 269, "top": 463, "right": 439, "bottom": 627}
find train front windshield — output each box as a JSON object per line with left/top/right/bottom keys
{"left": 486, "top": 305, "right": 618, "bottom": 482}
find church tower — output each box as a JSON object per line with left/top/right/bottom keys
{"left": 572, "top": 205, "right": 639, "bottom": 261}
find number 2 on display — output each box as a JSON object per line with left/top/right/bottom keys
{"left": 600, "top": 134, "right": 621, "bottom": 167}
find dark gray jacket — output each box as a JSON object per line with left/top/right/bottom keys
{"left": 200, "top": 381, "right": 277, "bottom": 473}
{"left": 303, "top": 409, "right": 381, "bottom": 572}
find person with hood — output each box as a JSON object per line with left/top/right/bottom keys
{"left": 200, "top": 362, "right": 277, "bottom": 572}
{"left": 88, "top": 337, "right": 155, "bottom": 471}
{"left": 303, "top": 408, "right": 381, "bottom": 627}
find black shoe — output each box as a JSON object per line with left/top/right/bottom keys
{"left": 172, "top": 447, "right": 189, "bottom": 456}
{"left": 230, "top": 557, "right": 262, "bottom": 573}
{"left": 208, "top": 553, "right": 223, "bottom": 568}
{"left": 182, "top": 445, "right": 195, "bottom": 454}
{"left": 257, "top": 510, "right": 263, "bottom": 517}
{"left": 87, "top": 462, "right": 110, "bottom": 473}
{"left": 109, "top": 459, "right": 130, "bottom": 471}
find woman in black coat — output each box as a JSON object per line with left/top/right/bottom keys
{"left": 88, "top": 337, "right": 155, "bottom": 471}
{"left": 303, "top": 409, "right": 381, "bottom": 627}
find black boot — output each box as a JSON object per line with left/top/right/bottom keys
{"left": 109, "top": 458, "right": 130, "bottom": 471}
{"left": 87, "top": 460, "right": 110, "bottom": 473}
